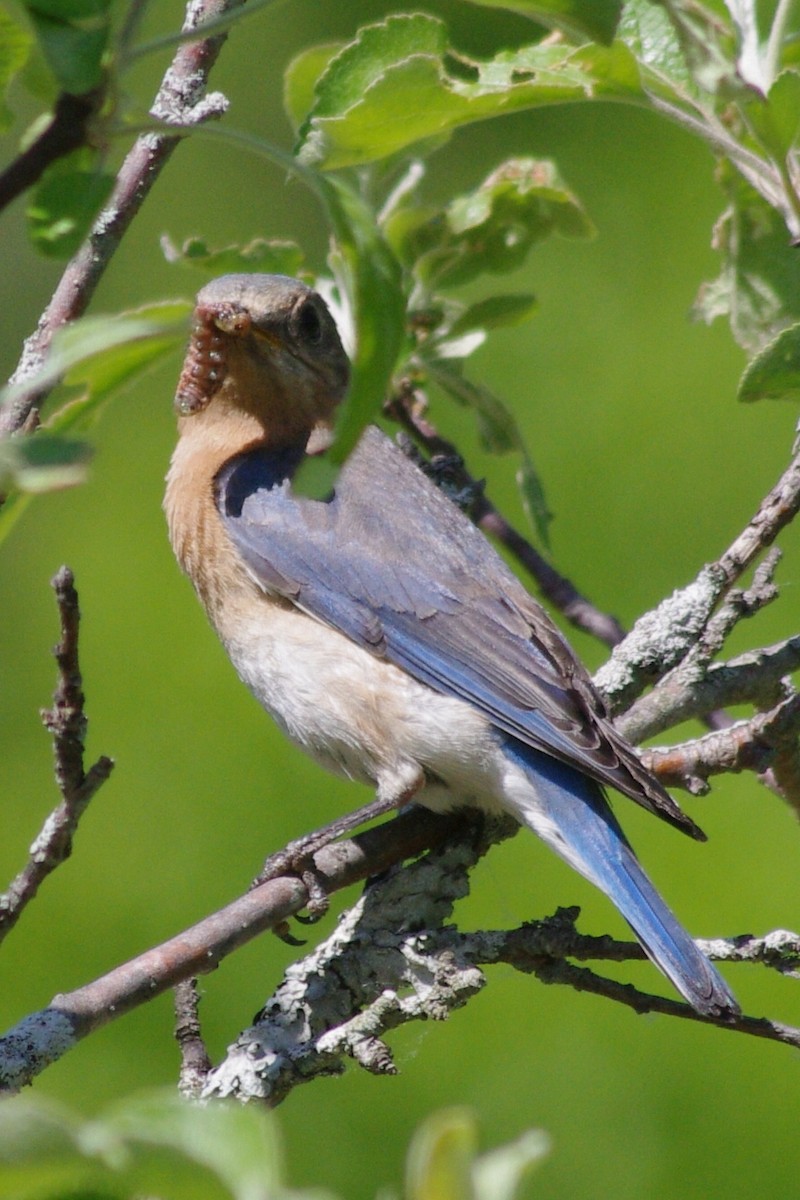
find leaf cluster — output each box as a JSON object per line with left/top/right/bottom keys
{"left": 0, "top": 1091, "right": 547, "bottom": 1200}
{"left": 2, "top": 0, "right": 800, "bottom": 551}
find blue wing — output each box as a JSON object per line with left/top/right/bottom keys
{"left": 216, "top": 426, "right": 738, "bottom": 1016}
{"left": 217, "top": 426, "right": 700, "bottom": 838}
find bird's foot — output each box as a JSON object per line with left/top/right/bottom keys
{"left": 253, "top": 769, "right": 426, "bottom": 939}
{"left": 252, "top": 788, "right": 415, "bottom": 911}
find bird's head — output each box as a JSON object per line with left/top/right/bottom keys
{"left": 174, "top": 274, "right": 350, "bottom": 448}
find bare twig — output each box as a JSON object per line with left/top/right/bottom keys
{"left": 0, "top": 0, "right": 244, "bottom": 436}
{"left": 388, "top": 391, "right": 626, "bottom": 647}
{"left": 641, "top": 693, "right": 800, "bottom": 798}
{"left": 0, "top": 568, "right": 113, "bottom": 945}
{"left": 717, "top": 450, "right": 800, "bottom": 585}
{"left": 175, "top": 978, "right": 212, "bottom": 1099}
{"left": 597, "top": 450, "right": 800, "bottom": 713}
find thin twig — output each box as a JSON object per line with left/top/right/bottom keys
{"left": 0, "top": 568, "right": 113, "bottom": 945}
{"left": 641, "top": 693, "right": 800, "bottom": 798}
{"left": 716, "top": 448, "right": 800, "bottom": 585}
{"left": 596, "top": 448, "right": 800, "bottom": 712}
{"left": 619, "top": 635, "right": 800, "bottom": 744}
{"left": 175, "top": 978, "right": 212, "bottom": 1099}
{"left": 0, "top": 0, "right": 244, "bottom": 436}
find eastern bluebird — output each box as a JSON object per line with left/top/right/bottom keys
{"left": 165, "top": 273, "right": 737, "bottom": 1017}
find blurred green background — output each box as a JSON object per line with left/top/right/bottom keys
{"left": 1, "top": 1, "right": 798, "bottom": 1197}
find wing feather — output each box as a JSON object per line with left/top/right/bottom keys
{"left": 216, "top": 426, "right": 701, "bottom": 838}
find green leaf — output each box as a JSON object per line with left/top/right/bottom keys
{"left": 692, "top": 165, "right": 800, "bottom": 353}
{"left": 309, "top": 174, "right": 406, "bottom": 472}
{"left": 27, "top": 165, "right": 114, "bottom": 258}
{"left": 744, "top": 69, "right": 800, "bottom": 158}
{"left": 406, "top": 1108, "right": 478, "bottom": 1200}
{"left": 0, "top": 5, "right": 32, "bottom": 130}
{"left": 472, "top": 1129, "right": 550, "bottom": 1200}
{"left": 393, "top": 158, "right": 593, "bottom": 290}
{"left": 447, "top": 294, "right": 539, "bottom": 339}
{"left": 162, "top": 235, "right": 305, "bottom": 280}
{"left": 284, "top": 41, "right": 345, "bottom": 131}
{"left": 23, "top": 0, "right": 110, "bottom": 94}
{"left": 654, "top": 0, "right": 737, "bottom": 95}
{"left": 737, "top": 323, "right": 800, "bottom": 401}
{"left": 104, "top": 1091, "right": 284, "bottom": 1200}
{"left": 0, "top": 301, "right": 191, "bottom": 432}
{"left": 461, "top": 0, "right": 622, "bottom": 46}
{"left": 295, "top": 15, "right": 641, "bottom": 169}
{"left": 0, "top": 432, "right": 91, "bottom": 494}
{"left": 618, "top": 0, "right": 692, "bottom": 90}
{"left": 517, "top": 452, "right": 553, "bottom": 550}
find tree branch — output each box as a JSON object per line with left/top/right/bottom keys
{"left": 641, "top": 692, "right": 800, "bottom": 799}
{"left": 0, "top": 0, "right": 244, "bottom": 436}
{"left": 596, "top": 447, "right": 800, "bottom": 712}
{"left": 175, "top": 978, "right": 212, "bottom": 1099}
{"left": 619, "top": 636, "right": 800, "bottom": 745}
{"left": 203, "top": 855, "right": 800, "bottom": 1105}
{"left": 0, "top": 807, "right": 467, "bottom": 1093}
{"left": 0, "top": 567, "right": 113, "bottom": 945}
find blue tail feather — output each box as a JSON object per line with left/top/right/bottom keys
{"left": 501, "top": 739, "right": 738, "bottom": 1017}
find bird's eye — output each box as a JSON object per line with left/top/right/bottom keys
{"left": 296, "top": 302, "right": 323, "bottom": 345}
{"left": 296, "top": 301, "right": 323, "bottom": 344}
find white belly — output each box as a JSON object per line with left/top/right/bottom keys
{"left": 216, "top": 594, "right": 504, "bottom": 810}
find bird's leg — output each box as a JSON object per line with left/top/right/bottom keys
{"left": 253, "top": 764, "right": 426, "bottom": 918}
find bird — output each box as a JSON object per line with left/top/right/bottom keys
{"left": 165, "top": 272, "right": 738, "bottom": 1018}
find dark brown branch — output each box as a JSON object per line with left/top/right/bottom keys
{"left": 387, "top": 390, "right": 626, "bottom": 647}
{"left": 516, "top": 954, "right": 800, "bottom": 1049}
{"left": 0, "top": 0, "right": 244, "bottom": 436}
{"left": 0, "top": 89, "right": 106, "bottom": 215}
{"left": 0, "top": 567, "right": 113, "bottom": 945}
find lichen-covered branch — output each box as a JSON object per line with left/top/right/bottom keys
{"left": 203, "top": 851, "right": 800, "bottom": 1106}
{"left": 0, "top": 808, "right": 466, "bottom": 1093}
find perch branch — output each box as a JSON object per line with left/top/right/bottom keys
{"left": 204, "top": 858, "right": 800, "bottom": 1105}
{"left": 0, "top": 807, "right": 467, "bottom": 1093}
{"left": 0, "top": 567, "right": 113, "bottom": 945}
